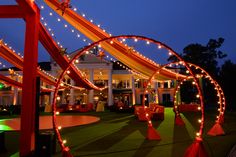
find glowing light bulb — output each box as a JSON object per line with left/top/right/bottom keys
{"left": 134, "top": 38, "right": 138, "bottom": 42}
{"left": 110, "top": 41, "right": 113, "bottom": 44}
{"left": 158, "top": 45, "right": 162, "bottom": 49}
{"left": 196, "top": 94, "right": 200, "bottom": 98}
{"left": 63, "top": 140, "right": 67, "bottom": 144}
{"left": 77, "top": 34, "right": 80, "bottom": 38}
{"left": 75, "top": 59, "right": 79, "bottom": 63}
{"left": 196, "top": 132, "right": 200, "bottom": 136}
{"left": 73, "top": 8, "right": 77, "bottom": 11}
{"left": 58, "top": 126, "right": 62, "bottom": 130}
{"left": 40, "top": 5, "right": 44, "bottom": 9}
{"left": 197, "top": 106, "right": 201, "bottom": 110}
{"left": 49, "top": 12, "right": 53, "bottom": 16}
{"left": 57, "top": 18, "right": 61, "bottom": 22}
{"left": 146, "top": 41, "right": 150, "bottom": 45}
{"left": 66, "top": 70, "right": 70, "bottom": 74}
{"left": 198, "top": 119, "right": 202, "bottom": 123}
{"left": 56, "top": 96, "right": 60, "bottom": 101}
{"left": 64, "top": 24, "right": 68, "bottom": 28}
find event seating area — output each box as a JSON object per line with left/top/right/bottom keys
{"left": 135, "top": 104, "right": 165, "bottom": 121}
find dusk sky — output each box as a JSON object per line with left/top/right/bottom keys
{"left": 0, "top": 0, "right": 236, "bottom": 67}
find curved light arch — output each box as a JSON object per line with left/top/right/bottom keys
{"left": 170, "top": 62, "right": 226, "bottom": 124}
{"left": 52, "top": 35, "right": 206, "bottom": 156}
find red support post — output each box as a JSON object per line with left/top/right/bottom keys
{"left": 19, "top": 4, "right": 40, "bottom": 156}
{"left": 0, "top": 5, "right": 24, "bottom": 18}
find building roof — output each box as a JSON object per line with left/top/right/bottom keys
{"left": 0, "top": 61, "right": 51, "bottom": 71}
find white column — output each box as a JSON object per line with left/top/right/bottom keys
{"left": 131, "top": 76, "right": 136, "bottom": 105}
{"left": 168, "top": 80, "right": 171, "bottom": 88}
{"left": 50, "top": 88, "right": 54, "bottom": 106}
{"left": 69, "top": 79, "right": 75, "bottom": 105}
{"left": 88, "top": 69, "right": 94, "bottom": 104}
{"left": 108, "top": 69, "right": 113, "bottom": 106}
{"left": 49, "top": 69, "right": 56, "bottom": 106}
{"left": 155, "top": 81, "right": 159, "bottom": 103}
{"left": 13, "top": 76, "right": 19, "bottom": 105}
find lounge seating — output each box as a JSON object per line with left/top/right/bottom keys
{"left": 149, "top": 103, "right": 165, "bottom": 121}
{"left": 56, "top": 103, "right": 94, "bottom": 112}
{"left": 135, "top": 103, "right": 165, "bottom": 121}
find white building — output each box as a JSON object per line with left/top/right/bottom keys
{"left": 0, "top": 51, "right": 176, "bottom": 108}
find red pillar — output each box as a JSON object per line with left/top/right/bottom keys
{"left": 19, "top": 7, "right": 40, "bottom": 156}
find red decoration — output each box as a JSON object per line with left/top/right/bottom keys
{"left": 175, "top": 115, "right": 185, "bottom": 126}
{"left": 62, "top": 147, "right": 73, "bottom": 157}
{"left": 218, "top": 115, "right": 225, "bottom": 124}
{"left": 97, "top": 50, "right": 105, "bottom": 60}
{"left": 146, "top": 126, "right": 161, "bottom": 140}
{"left": 207, "top": 122, "right": 225, "bottom": 136}
{"left": 184, "top": 138, "right": 208, "bottom": 157}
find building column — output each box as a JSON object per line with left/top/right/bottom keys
{"left": 168, "top": 80, "right": 171, "bottom": 88}
{"left": 69, "top": 79, "right": 75, "bottom": 105}
{"left": 50, "top": 89, "right": 54, "bottom": 106}
{"left": 88, "top": 69, "right": 94, "bottom": 104}
{"left": 13, "top": 76, "right": 19, "bottom": 105}
{"left": 155, "top": 81, "right": 159, "bottom": 103}
{"left": 131, "top": 76, "right": 136, "bottom": 105}
{"left": 108, "top": 69, "right": 113, "bottom": 106}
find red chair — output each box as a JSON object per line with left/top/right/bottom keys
{"left": 149, "top": 103, "right": 165, "bottom": 121}
{"left": 87, "top": 103, "right": 94, "bottom": 111}
{"left": 135, "top": 106, "right": 153, "bottom": 121}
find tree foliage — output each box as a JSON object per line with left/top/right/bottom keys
{"left": 168, "top": 38, "right": 228, "bottom": 106}
{"left": 168, "top": 37, "right": 227, "bottom": 78}
{"left": 219, "top": 60, "right": 236, "bottom": 110}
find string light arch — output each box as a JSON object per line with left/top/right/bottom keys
{"left": 52, "top": 35, "right": 208, "bottom": 156}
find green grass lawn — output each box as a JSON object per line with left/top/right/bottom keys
{"left": 1, "top": 108, "right": 236, "bottom": 157}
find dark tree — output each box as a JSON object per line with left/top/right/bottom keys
{"left": 168, "top": 38, "right": 227, "bottom": 106}
{"left": 169, "top": 37, "right": 227, "bottom": 78}
{"left": 219, "top": 60, "right": 236, "bottom": 110}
